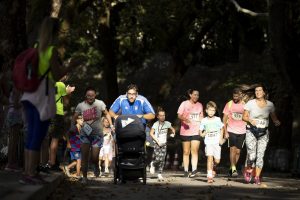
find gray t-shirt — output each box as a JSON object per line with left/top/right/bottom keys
{"left": 151, "top": 121, "right": 172, "bottom": 144}
{"left": 75, "top": 99, "right": 106, "bottom": 136}
{"left": 244, "top": 99, "right": 275, "bottom": 128}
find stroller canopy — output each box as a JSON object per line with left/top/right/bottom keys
{"left": 115, "top": 115, "right": 145, "bottom": 139}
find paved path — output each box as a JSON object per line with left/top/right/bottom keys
{"left": 49, "top": 170, "right": 300, "bottom": 200}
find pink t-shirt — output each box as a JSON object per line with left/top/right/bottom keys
{"left": 177, "top": 100, "right": 203, "bottom": 136}
{"left": 223, "top": 101, "right": 246, "bottom": 134}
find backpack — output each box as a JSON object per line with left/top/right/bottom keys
{"left": 13, "top": 47, "right": 50, "bottom": 92}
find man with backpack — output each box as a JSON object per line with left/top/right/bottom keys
{"left": 222, "top": 88, "right": 246, "bottom": 177}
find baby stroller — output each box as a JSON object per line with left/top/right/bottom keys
{"left": 113, "top": 115, "right": 146, "bottom": 184}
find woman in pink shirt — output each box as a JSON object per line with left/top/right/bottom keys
{"left": 177, "top": 89, "right": 203, "bottom": 178}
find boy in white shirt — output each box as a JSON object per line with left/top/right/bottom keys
{"left": 200, "top": 101, "right": 224, "bottom": 183}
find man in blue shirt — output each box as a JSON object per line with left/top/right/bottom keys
{"left": 109, "top": 84, "right": 155, "bottom": 124}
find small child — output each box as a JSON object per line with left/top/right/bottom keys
{"left": 150, "top": 107, "right": 176, "bottom": 181}
{"left": 99, "top": 117, "right": 115, "bottom": 175}
{"left": 199, "top": 101, "right": 224, "bottom": 183}
{"left": 64, "top": 114, "right": 83, "bottom": 178}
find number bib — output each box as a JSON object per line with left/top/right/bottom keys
{"left": 231, "top": 112, "right": 243, "bottom": 120}
{"left": 207, "top": 130, "right": 218, "bottom": 138}
{"left": 189, "top": 112, "right": 200, "bottom": 122}
{"left": 255, "top": 119, "right": 268, "bottom": 128}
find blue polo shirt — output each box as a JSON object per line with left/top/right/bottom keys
{"left": 110, "top": 94, "right": 155, "bottom": 124}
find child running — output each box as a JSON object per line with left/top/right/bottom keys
{"left": 99, "top": 117, "right": 115, "bottom": 175}
{"left": 150, "top": 107, "right": 176, "bottom": 181}
{"left": 199, "top": 101, "right": 224, "bottom": 183}
{"left": 64, "top": 114, "right": 83, "bottom": 178}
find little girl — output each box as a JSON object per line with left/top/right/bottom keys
{"left": 150, "top": 107, "right": 176, "bottom": 181}
{"left": 99, "top": 117, "right": 115, "bottom": 174}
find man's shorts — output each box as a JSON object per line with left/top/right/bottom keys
{"left": 48, "top": 114, "right": 65, "bottom": 139}
{"left": 70, "top": 151, "right": 81, "bottom": 160}
{"left": 205, "top": 144, "right": 221, "bottom": 160}
{"left": 180, "top": 135, "right": 201, "bottom": 142}
{"left": 80, "top": 134, "right": 103, "bottom": 148}
{"left": 228, "top": 132, "right": 246, "bottom": 149}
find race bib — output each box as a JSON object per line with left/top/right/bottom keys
{"left": 231, "top": 112, "right": 243, "bottom": 120}
{"left": 189, "top": 113, "right": 200, "bottom": 122}
{"left": 255, "top": 119, "right": 268, "bottom": 128}
{"left": 207, "top": 130, "right": 218, "bottom": 138}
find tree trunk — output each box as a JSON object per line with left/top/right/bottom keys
{"left": 268, "top": 0, "right": 297, "bottom": 149}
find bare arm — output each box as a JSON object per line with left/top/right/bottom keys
{"left": 149, "top": 128, "right": 160, "bottom": 145}
{"left": 103, "top": 109, "right": 114, "bottom": 127}
{"left": 222, "top": 114, "right": 229, "bottom": 138}
{"left": 141, "top": 113, "right": 155, "bottom": 120}
{"left": 109, "top": 109, "right": 118, "bottom": 120}
{"left": 178, "top": 114, "right": 190, "bottom": 124}
{"left": 242, "top": 110, "right": 255, "bottom": 126}
{"left": 270, "top": 112, "right": 281, "bottom": 126}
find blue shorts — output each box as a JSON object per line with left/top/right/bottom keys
{"left": 70, "top": 151, "right": 81, "bottom": 160}
{"left": 22, "top": 101, "right": 50, "bottom": 151}
{"left": 80, "top": 134, "right": 103, "bottom": 148}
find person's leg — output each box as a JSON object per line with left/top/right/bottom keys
{"left": 255, "top": 133, "right": 269, "bottom": 183}
{"left": 76, "top": 159, "right": 81, "bottom": 177}
{"left": 80, "top": 143, "right": 90, "bottom": 179}
{"left": 190, "top": 139, "right": 200, "bottom": 175}
{"left": 91, "top": 146, "right": 100, "bottom": 176}
{"left": 49, "top": 138, "right": 59, "bottom": 166}
{"left": 244, "top": 131, "right": 258, "bottom": 183}
{"left": 157, "top": 145, "right": 167, "bottom": 174}
{"left": 207, "top": 155, "right": 213, "bottom": 182}
{"left": 6, "top": 124, "right": 22, "bottom": 170}
{"left": 182, "top": 141, "right": 191, "bottom": 174}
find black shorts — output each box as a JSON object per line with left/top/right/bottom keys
{"left": 180, "top": 135, "right": 201, "bottom": 142}
{"left": 228, "top": 132, "right": 245, "bottom": 149}
{"left": 48, "top": 114, "right": 65, "bottom": 139}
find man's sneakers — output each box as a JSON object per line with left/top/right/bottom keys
{"left": 231, "top": 169, "right": 238, "bottom": 177}
{"left": 189, "top": 170, "right": 197, "bottom": 178}
{"left": 157, "top": 173, "right": 164, "bottom": 181}
{"left": 149, "top": 162, "right": 155, "bottom": 174}
{"left": 183, "top": 171, "right": 189, "bottom": 178}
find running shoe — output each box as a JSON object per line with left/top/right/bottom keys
{"left": 243, "top": 167, "right": 252, "bottom": 183}
{"left": 150, "top": 161, "right": 155, "bottom": 174}
{"left": 183, "top": 171, "right": 190, "bottom": 178}
{"left": 254, "top": 176, "right": 261, "bottom": 185}
{"left": 94, "top": 166, "right": 100, "bottom": 177}
{"left": 189, "top": 170, "right": 197, "bottom": 178}
{"left": 231, "top": 169, "right": 238, "bottom": 177}
{"left": 81, "top": 177, "right": 88, "bottom": 184}
{"left": 63, "top": 166, "right": 71, "bottom": 177}
{"left": 5, "top": 164, "right": 22, "bottom": 172}
{"left": 157, "top": 173, "right": 164, "bottom": 181}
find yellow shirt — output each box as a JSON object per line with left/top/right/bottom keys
{"left": 55, "top": 82, "right": 67, "bottom": 115}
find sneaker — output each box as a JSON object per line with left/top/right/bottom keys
{"left": 81, "top": 177, "right": 88, "bottom": 184}
{"left": 243, "top": 168, "right": 252, "bottom": 183}
{"left": 37, "top": 164, "right": 50, "bottom": 174}
{"left": 231, "top": 169, "right": 238, "bottom": 177}
{"left": 105, "top": 167, "right": 109, "bottom": 174}
{"left": 157, "top": 173, "right": 164, "bottom": 181}
{"left": 189, "top": 170, "right": 197, "bottom": 178}
{"left": 94, "top": 166, "right": 100, "bottom": 177}
{"left": 19, "top": 174, "right": 47, "bottom": 185}
{"left": 183, "top": 171, "right": 190, "bottom": 178}
{"left": 150, "top": 162, "right": 155, "bottom": 174}
{"left": 5, "top": 164, "right": 22, "bottom": 172}
{"left": 254, "top": 176, "right": 261, "bottom": 185}
{"left": 63, "top": 166, "right": 71, "bottom": 177}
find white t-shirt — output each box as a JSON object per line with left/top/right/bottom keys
{"left": 200, "top": 116, "right": 224, "bottom": 145}
{"left": 151, "top": 121, "right": 172, "bottom": 144}
{"left": 244, "top": 99, "right": 275, "bottom": 128}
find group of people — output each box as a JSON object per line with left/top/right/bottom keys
{"left": 1, "top": 16, "right": 281, "bottom": 187}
